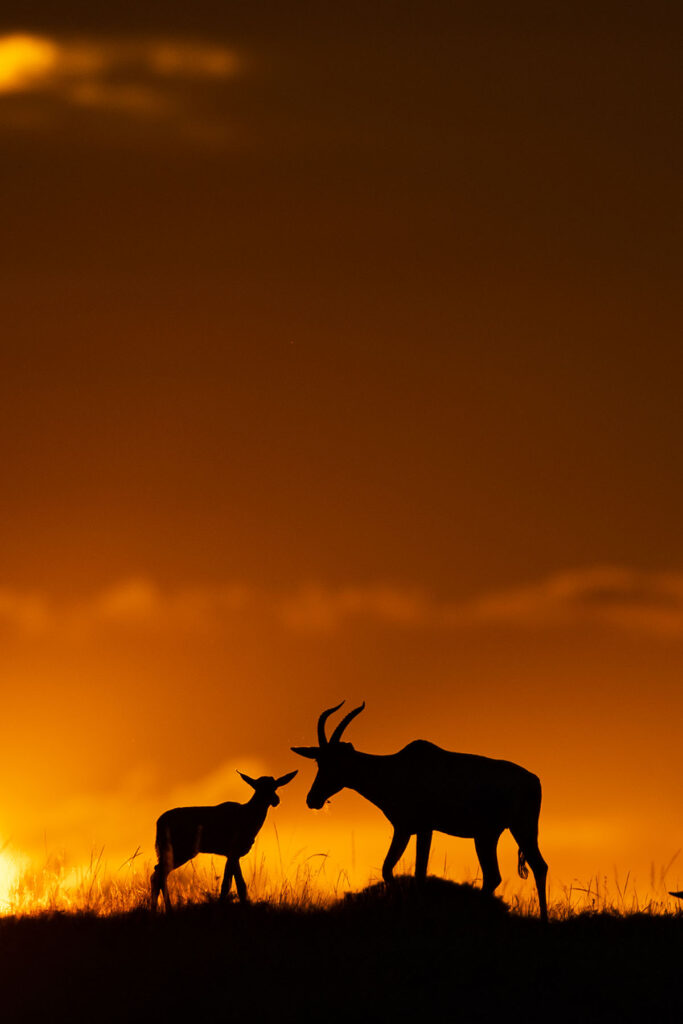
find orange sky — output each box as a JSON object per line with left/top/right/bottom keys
{"left": 1, "top": 2, "right": 682, "bottom": 904}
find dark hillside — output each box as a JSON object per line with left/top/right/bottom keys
{"left": 1, "top": 879, "right": 681, "bottom": 1023}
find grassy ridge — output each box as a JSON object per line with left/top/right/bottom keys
{"left": 1, "top": 878, "right": 681, "bottom": 1023}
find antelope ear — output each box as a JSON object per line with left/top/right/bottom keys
{"left": 237, "top": 770, "right": 258, "bottom": 787}
{"left": 291, "top": 746, "right": 319, "bottom": 760}
{"left": 275, "top": 770, "right": 298, "bottom": 788}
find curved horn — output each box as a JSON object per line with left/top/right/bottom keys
{"left": 317, "top": 702, "right": 345, "bottom": 747}
{"left": 330, "top": 701, "right": 366, "bottom": 744}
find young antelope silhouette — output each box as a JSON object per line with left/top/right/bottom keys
{"left": 150, "top": 770, "right": 297, "bottom": 912}
{"left": 292, "top": 702, "right": 548, "bottom": 922}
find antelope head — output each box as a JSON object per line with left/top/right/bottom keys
{"left": 291, "top": 701, "right": 365, "bottom": 808}
{"left": 237, "top": 770, "right": 298, "bottom": 807}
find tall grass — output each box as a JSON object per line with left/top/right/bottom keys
{"left": 0, "top": 840, "right": 353, "bottom": 917}
{"left": 1, "top": 843, "right": 681, "bottom": 920}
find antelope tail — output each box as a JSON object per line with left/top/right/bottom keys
{"left": 517, "top": 848, "right": 529, "bottom": 880}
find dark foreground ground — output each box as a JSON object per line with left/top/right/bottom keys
{"left": 1, "top": 878, "right": 681, "bottom": 1023}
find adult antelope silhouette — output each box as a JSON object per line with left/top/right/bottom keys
{"left": 150, "top": 770, "right": 297, "bottom": 912}
{"left": 292, "top": 702, "right": 548, "bottom": 921}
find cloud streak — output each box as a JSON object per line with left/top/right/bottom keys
{"left": 276, "top": 567, "right": 683, "bottom": 636}
{"left": 2, "top": 567, "right": 683, "bottom": 640}
{"left": 0, "top": 32, "right": 239, "bottom": 126}
{"left": 459, "top": 567, "right": 683, "bottom": 635}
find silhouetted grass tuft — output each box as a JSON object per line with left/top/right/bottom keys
{"left": 338, "top": 873, "right": 509, "bottom": 920}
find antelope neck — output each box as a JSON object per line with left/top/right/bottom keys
{"left": 242, "top": 792, "right": 272, "bottom": 831}
{"left": 340, "top": 750, "right": 393, "bottom": 811}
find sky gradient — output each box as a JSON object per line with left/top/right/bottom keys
{"left": 1, "top": 2, "right": 682, "bottom": 904}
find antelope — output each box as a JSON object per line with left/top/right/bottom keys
{"left": 150, "top": 770, "right": 297, "bottom": 912}
{"left": 292, "top": 702, "right": 548, "bottom": 921}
